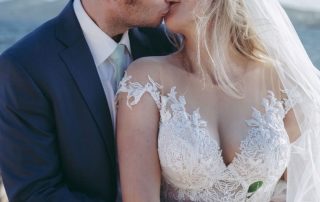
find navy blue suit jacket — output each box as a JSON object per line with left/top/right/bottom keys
{"left": 0, "top": 1, "right": 175, "bottom": 201}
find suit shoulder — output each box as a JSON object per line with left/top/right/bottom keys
{"left": 2, "top": 16, "right": 59, "bottom": 59}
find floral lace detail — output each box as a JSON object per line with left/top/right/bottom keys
{"left": 116, "top": 72, "right": 162, "bottom": 109}
{"left": 117, "top": 74, "right": 296, "bottom": 202}
{"left": 281, "top": 86, "right": 301, "bottom": 114}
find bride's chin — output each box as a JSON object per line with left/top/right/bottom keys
{"left": 164, "top": 17, "right": 179, "bottom": 32}
{"left": 164, "top": 14, "right": 192, "bottom": 34}
{"left": 165, "top": 23, "right": 185, "bottom": 36}
{"left": 163, "top": 15, "right": 171, "bottom": 25}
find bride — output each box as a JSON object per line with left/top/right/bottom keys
{"left": 116, "top": 0, "right": 320, "bottom": 201}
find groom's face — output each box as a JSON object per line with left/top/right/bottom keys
{"left": 117, "top": 0, "right": 170, "bottom": 27}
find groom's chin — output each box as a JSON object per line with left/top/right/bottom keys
{"left": 146, "top": 15, "right": 166, "bottom": 27}
{"left": 133, "top": 19, "right": 164, "bottom": 28}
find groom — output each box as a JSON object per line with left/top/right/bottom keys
{"left": 0, "top": 0, "right": 174, "bottom": 201}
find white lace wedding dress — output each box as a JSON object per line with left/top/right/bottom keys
{"left": 117, "top": 72, "right": 294, "bottom": 202}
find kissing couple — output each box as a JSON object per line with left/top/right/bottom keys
{"left": 1, "top": 0, "right": 320, "bottom": 201}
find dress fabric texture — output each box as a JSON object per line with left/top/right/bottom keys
{"left": 117, "top": 72, "right": 296, "bottom": 202}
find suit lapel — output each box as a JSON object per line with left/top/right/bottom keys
{"left": 56, "top": 1, "right": 115, "bottom": 170}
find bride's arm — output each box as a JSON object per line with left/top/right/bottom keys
{"left": 280, "top": 95, "right": 301, "bottom": 182}
{"left": 271, "top": 89, "right": 301, "bottom": 202}
{"left": 284, "top": 108, "right": 300, "bottom": 145}
{"left": 117, "top": 91, "right": 161, "bottom": 202}
{"left": 279, "top": 110, "right": 297, "bottom": 182}
{"left": 116, "top": 62, "right": 162, "bottom": 202}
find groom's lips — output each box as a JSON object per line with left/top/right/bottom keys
{"left": 161, "top": 8, "right": 170, "bottom": 16}
{"left": 159, "top": 4, "right": 171, "bottom": 16}
{"left": 169, "top": 2, "right": 179, "bottom": 8}
{"left": 168, "top": 2, "right": 179, "bottom": 14}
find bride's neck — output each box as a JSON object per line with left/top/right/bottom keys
{"left": 179, "top": 35, "right": 205, "bottom": 76}
{"left": 179, "top": 33, "right": 220, "bottom": 83}
{"left": 179, "top": 34, "right": 251, "bottom": 83}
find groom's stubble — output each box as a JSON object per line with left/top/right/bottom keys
{"left": 117, "top": 0, "right": 169, "bottom": 28}
{"left": 81, "top": 0, "right": 169, "bottom": 36}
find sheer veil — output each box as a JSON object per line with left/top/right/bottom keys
{"left": 246, "top": 0, "right": 320, "bottom": 200}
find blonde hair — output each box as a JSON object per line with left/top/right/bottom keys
{"left": 194, "top": 0, "right": 270, "bottom": 97}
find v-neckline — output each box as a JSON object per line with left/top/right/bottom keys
{"left": 159, "top": 87, "right": 290, "bottom": 169}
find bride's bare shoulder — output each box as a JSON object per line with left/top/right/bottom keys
{"left": 125, "top": 55, "right": 177, "bottom": 84}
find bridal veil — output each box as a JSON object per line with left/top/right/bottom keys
{"left": 246, "top": 0, "right": 320, "bottom": 201}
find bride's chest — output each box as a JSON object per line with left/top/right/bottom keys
{"left": 157, "top": 89, "right": 291, "bottom": 188}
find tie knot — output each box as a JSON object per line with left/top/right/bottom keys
{"left": 108, "top": 44, "right": 132, "bottom": 93}
{"left": 109, "top": 44, "right": 128, "bottom": 65}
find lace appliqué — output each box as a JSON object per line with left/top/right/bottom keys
{"left": 158, "top": 88, "right": 226, "bottom": 201}
{"left": 281, "top": 86, "right": 301, "bottom": 114}
{"left": 116, "top": 72, "right": 162, "bottom": 109}
{"left": 159, "top": 90, "right": 291, "bottom": 202}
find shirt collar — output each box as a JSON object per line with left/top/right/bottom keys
{"left": 73, "top": 0, "right": 131, "bottom": 67}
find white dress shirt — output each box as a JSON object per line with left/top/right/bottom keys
{"left": 73, "top": 0, "right": 131, "bottom": 129}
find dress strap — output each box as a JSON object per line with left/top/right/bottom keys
{"left": 116, "top": 72, "right": 162, "bottom": 109}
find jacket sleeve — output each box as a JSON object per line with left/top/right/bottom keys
{"left": 0, "top": 54, "right": 104, "bottom": 202}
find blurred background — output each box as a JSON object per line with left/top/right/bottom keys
{"left": 0, "top": 0, "right": 319, "bottom": 201}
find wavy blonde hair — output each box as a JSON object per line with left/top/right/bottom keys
{"left": 193, "top": 0, "right": 270, "bottom": 97}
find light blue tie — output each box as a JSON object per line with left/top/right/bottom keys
{"left": 108, "top": 44, "right": 132, "bottom": 93}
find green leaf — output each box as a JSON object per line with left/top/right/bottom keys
{"left": 248, "top": 181, "right": 263, "bottom": 193}
{"left": 247, "top": 181, "right": 263, "bottom": 199}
